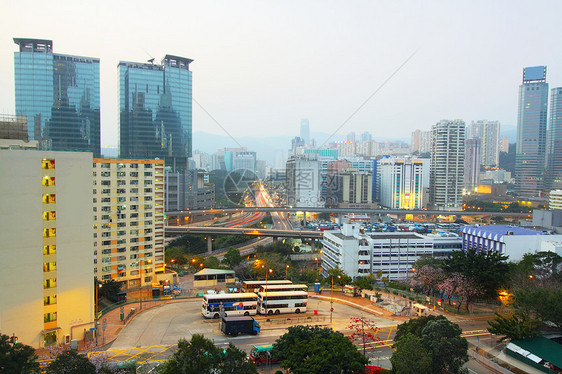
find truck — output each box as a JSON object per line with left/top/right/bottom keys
{"left": 220, "top": 316, "right": 260, "bottom": 336}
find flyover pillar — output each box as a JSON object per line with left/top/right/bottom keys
{"left": 370, "top": 214, "right": 376, "bottom": 224}
{"left": 303, "top": 211, "right": 307, "bottom": 227}
{"left": 228, "top": 213, "right": 233, "bottom": 220}
{"left": 207, "top": 236, "right": 213, "bottom": 254}
{"left": 272, "top": 236, "right": 278, "bottom": 243}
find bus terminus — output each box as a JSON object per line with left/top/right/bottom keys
{"left": 201, "top": 293, "right": 258, "bottom": 319}
{"left": 257, "top": 291, "right": 308, "bottom": 315}
{"left": 242, "top": 280, "right": 293, "bottom": 293}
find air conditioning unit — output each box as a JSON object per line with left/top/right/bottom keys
{"left": 64, "top": 335, "right": 71, "bottom": 345}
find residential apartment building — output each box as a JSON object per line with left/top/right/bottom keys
{"left": 411, "top": 129, "right": 431, "bottom": 154}
{"left": 118, "top": 55, "right": 193, "bottom": 171}
{"left": 515, "top": 66, "right": 548, "bottom": 197}
{"left": 13, "top": 38, "right": 100, "bottom": 156}
{"left": 468, "top": 120, "right": 500, "bottom": 167}
{"left": 464, "top": 138, "right": 481, "bottom": 191}
{"left": 93, "top": 159, "right": 165, "bottom": 288}
{"left": 321, "top": 224, "right": 461, "bottom": 280}
{"left": 0, "top": 150, "right": 93, "bottom": 348}
{"left": 378, "top": 157, "right": 428, "bottom": 209}
{"left": 430, "top": 120, "right": 465, "bottom": 210}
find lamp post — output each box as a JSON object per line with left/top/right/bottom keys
{"left": 285, "top": 265, "right": 289, "bottom": 280}
{"left": 314, "top": 257, "right": 319, "bottom": 282}
{"left": 265, "top": 268, "right": 272, "bottom": 315}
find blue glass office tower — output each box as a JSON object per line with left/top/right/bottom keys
{"left": 546, "top": 87, "right": 562, "bottom": 190}
{"left": 119, "top": 55, "right": 192, "bottom": 171}
{"left": 13, "top": 38, "right": 100, "bottom": 156}
{"left": 515, "top": 66, "right": 548, "bottom": 197}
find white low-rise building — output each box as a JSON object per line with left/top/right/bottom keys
{"left": 321, "top": 224, "right": 462, "bottom": 280}
{"left": 461, "top": 225, "right": 562, "bottom": 261}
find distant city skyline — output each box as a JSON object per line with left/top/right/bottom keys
{"left": 1, "top": 1, "right": 562, "bottom": 148}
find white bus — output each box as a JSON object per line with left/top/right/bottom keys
{"left": 201, "top": 293, "right": 258, "bottom": 319}
{"left": 258, "top": 284, "right": 308, "bottom": 293}
{"left": 257, "top": 291, "right": 308, "bottom": 315}
{"left": 242, "top": 280, "right": 293, "bottom": 293}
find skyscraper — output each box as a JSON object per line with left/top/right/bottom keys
{"left": 119, "top": 55, "right": 193, "bottom": 171}
{"left": 515, "top": 66, "right": 548, "bottom": 197}
{"left": 464, "top": 138, "right": 481, "bottom": 191}
{"left": 300, "top": 119, "right": 310, "bottom": 145}
{"left": 546, "top": 87, "right": 562, "bottom": 190}
{"left": 378, "top": 157, "right": 427, "bottom": 209}
{"left": 13, "top": 38, "right": 100, "bottom": 156}
{"left": 468, "top": 120, "right": 500, "bottom": 167}
{"left": 430, "top": 120, "right": 465, "bottom": 210}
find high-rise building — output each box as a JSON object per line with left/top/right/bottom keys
{"left": 469, "top": 120, "right": 500, "bottom": 167}
{"left": 430, "top": 120, "right": 465, "bottom": 210}
{"left": 464, "top": 138, "right": 481, "bottom": 191}
{"left": 515, "top": 66, "right": 548, "bottom": 197}
{"left": 165, "top": 170, "right": 214, "bottom": 212}
{"left": 549, "top": 190, "right": 562, "bottom": 210}
{"left": 411, "top": 129, "right": 431, "bottom": 154}
{"left": 326, "top": 170, "right": 373, "bottom": 208}
{"left": 378, "top": 157, "right": 427, "bottom": 209}
{"left": 500, "top": 136, "right": 510, "bottom": 153}
{"left": 118, "top": 55, "right": 193, "bottom": 171}
{"left": 299, "top": 119, "right": 310, "bottom": 145}
{"left": 546, "top": 87, "right": 562, "bottom": 190}
{"left": 286, "top": 154, "right": 322, "bottom": 208}
{"left": 0, "top": 149, "right": 94, "bottom": 348}
{"left": 13, "top": 38, "right": 100, "bottom": 156}
{"left": 360, "top": 131, "right": 372, "bottom": 142}
{"left": 93, "top": 159, "right": 166, "bottom": 288}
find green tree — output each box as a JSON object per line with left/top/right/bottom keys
{"left": 487, "top": 312, "right": 540, "bottom": 341}
{"left": 390, "top": 333, "right": 432, "bottom": 374}
{"left": 323, "top": 267, "right": 351, "bottom": 290}
{"left": 222, "top": 247, "right": 243, "bottom": 268}
{"left": 514, "top": 287, "right": 562, "bottom": 328}
{"left": 219, "top": 343, "right": 258, "bottom": 374}
{"left": 420, "top": 319, "right": 468, "bottom": 373}
{"left": 443, "top": 248, "right": 509, "bottom": 300}
{"left": 203, "top": 256, "right": 221, "bottom": 269}
{"left": 0, "top": 334, "right": 39, "bottom": 374}
{"left": 96, "top": 279, "right": 122, "bottom": 301}
{"left": 272, "top": 325, "right": 367, "bottom": 374}
{"left": 159, "top": 335, "right": 257, "bottom": 374}
{"left": 352, "top": 277, "right": 373, "bottom": 291}
{"left": 45, "top": 350, "right": 96, "bottom": 374}
{"left": 393, "top": 316, "right": 468, "bottom": 374}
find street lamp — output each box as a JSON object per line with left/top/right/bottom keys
{"left": 314, "top": 257, "right": 319, "bottom": 282}
{"left": 285, "top": 265, "right": 289, "bottom": 280}
{"left": 265, "top": 268, "right": 272, "bottom": 315}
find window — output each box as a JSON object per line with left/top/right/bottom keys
{"left": 144, "top": 172, "right": 152, "bottom": 177}
{"left": 42, "top": 159, "right": 55, "bottom": 169}
{"left": 44, "top": 295, "right": 57, "bottom": 305}
{"left": 44, "top": 278, "right": 57, "bottom": 289}
{"left": 102, "top": 258, "right": 111, "bottom": 263}
{"left": 102, "top": 249, "right": 111, "bottom": 254}
{"left": 144, "top": 212, "right": 152, "bottom": 218}
{"left": 130, "top": 172, "right": 138, "bottom": 177}
{"left": 44, "top": 312, "right": 57, "bottom": 323}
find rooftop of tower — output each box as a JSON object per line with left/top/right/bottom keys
{"left": 13, "top": 38, "right": 53, "bottom": 53}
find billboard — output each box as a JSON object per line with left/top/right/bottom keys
{"left": 523, "top": 66, "right": 546, "bottom": 82}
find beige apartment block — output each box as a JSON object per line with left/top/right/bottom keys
{"left": 0, "top": 150, "right": 94, "bottom": 348}
{"left": 93, "top": 159, "right": 165, "bottom": 288}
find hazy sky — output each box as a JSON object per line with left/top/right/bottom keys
{"left": 1, "top": 0, "right": 561, "bottom": 147}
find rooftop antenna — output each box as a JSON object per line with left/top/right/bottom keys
{"left": 143, "top": 48, "right": 155, "bottom": 64}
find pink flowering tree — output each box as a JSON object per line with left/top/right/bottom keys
{"left": 412, "top": 265, "right": 446, "bottom": 296}
{"left": 438, "top": 273, "right": 483, "bottom": 311}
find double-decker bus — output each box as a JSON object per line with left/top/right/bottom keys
{"left": 258, "top": 284, "right": 308, "bottom": 293}
{"left": 242, "top": 280, "right": 293, "bottom": 293}
{"left": 201, "top": 293, "right": 258, "bottom": 319}
{"left": 257, "top": 291, "right": 308, "bottom": 315}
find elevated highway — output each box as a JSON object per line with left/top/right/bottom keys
{"left": 165, "top": 226, "right": 321, "bottom": 240}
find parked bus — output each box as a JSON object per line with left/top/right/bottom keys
{"left": 258, "top": 284, "right": 308, "bottom": 293}
{"left": 257, "top": 291, "right": 308, "bottom": 315}
{"left": 242, "top": 280, "right": 292, "bottom": 293}
{"left": 201, "top": 293, "right": 258, "bottom": 319}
